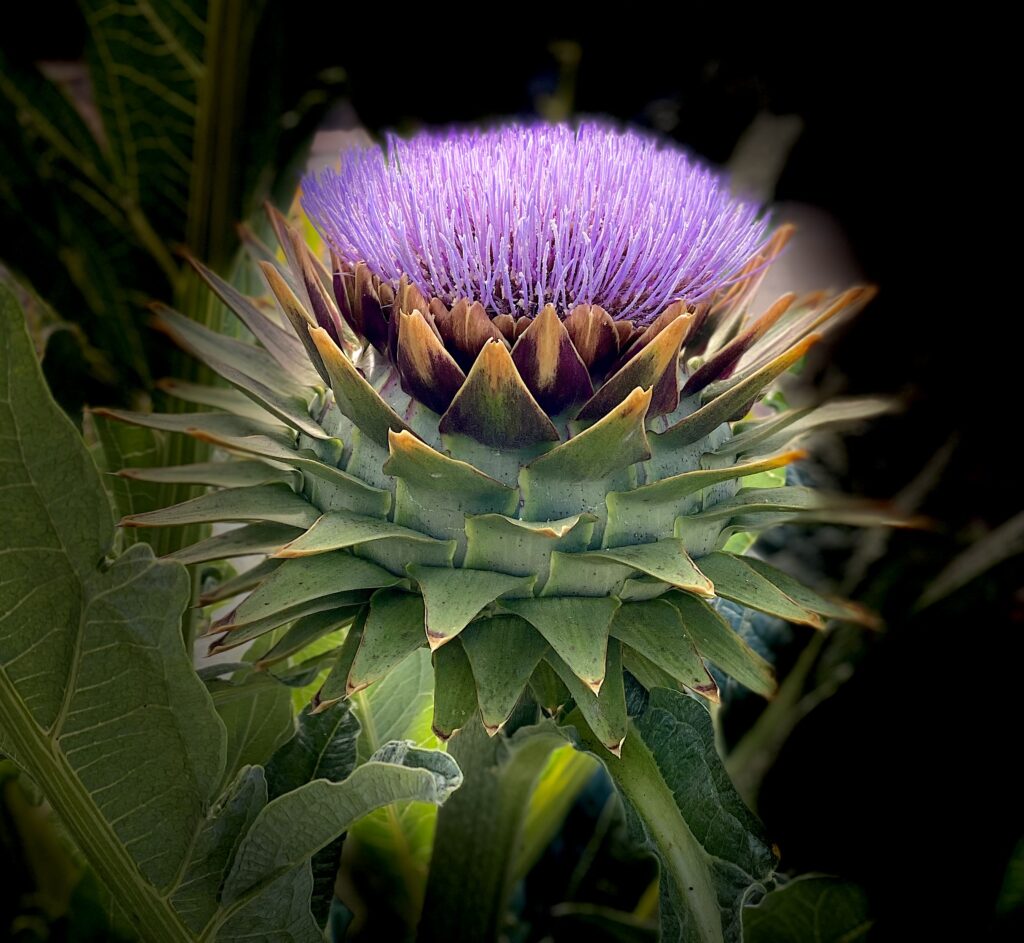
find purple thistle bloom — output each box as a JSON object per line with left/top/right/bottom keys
{"left": 302, "top": 123, "right": 769, "bottom": 324}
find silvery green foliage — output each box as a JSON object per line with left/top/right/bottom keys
{"left": 0, "top": 289, "right": 460, "bottom": 942}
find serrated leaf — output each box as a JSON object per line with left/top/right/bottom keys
{"left": 219, "top": 742, "right": 462, "bottom": 906}
{"left": 575, "top": 689, "right": 777, "bottom": 943}
{"left": 742, "top": 876, "right": 872, "bottom": 942}
{"left": 265, "top": 703, "right": 360, "bottom": 801}
{"left": 208, "top": 675, "right": 294, "bottom": 795}
{"left": 0, "top": 287, "right": 225, "bottom": 940}
{"left": 171, "top": 767, "right": 268, "bottom": 934}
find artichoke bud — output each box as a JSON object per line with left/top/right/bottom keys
{"left": 109, "top": 123, "right": 890, "bottom": 754}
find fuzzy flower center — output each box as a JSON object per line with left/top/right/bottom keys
{"left": 302, "top": 122, "right": 768, "bottom": 324}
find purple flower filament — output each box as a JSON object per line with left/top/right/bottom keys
{"left": 303, "top": 123, "right": 768, "bottom": 325}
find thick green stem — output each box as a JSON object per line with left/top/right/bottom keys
{"left": 574, "top": 712, "right": 726, "bottom": 943}
{"left": 0, "top": 679, "right": 191, "bottom": 943}
{"left": 418, "top": 716, "right": 563, "bottom": 943}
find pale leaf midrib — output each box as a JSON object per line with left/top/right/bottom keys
{"left": 1, "top": 295, "right": 198, "bottom": 942}
{"left": 0, "top": 674, "right": 193, "bottom": 943}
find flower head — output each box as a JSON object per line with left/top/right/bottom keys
{"left": 302, "top": 123, "right": 767, "bottom": 323}
{"left": 111, "top": 119, "right": 882, "bottom": 756}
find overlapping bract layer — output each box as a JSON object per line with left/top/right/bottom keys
{"left": 107, "top": 204, "right": 888, "bottom": 755}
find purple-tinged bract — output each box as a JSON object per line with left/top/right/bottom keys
{"left": 302, "top": 123, "right": 768, "bottom": 324}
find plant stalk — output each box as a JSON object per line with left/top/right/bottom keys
{"left": 418, "top": 714, "right": 564, "bottom": 943}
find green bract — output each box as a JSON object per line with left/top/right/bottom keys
{"left": 107, "top": 210, "right": 890, "bottom": 754}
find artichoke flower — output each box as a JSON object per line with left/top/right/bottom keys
{"left": 106, "top": 123, "right": 887, "bottom": 755}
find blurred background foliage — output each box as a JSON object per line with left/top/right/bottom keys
{"left": 1, "top": 10, "right": 1019, "bottom": 942}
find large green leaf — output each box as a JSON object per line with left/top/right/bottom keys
{"left": 263, "top": 701, "right": 360, "bottom": 927}
{"left": 179, "top": 742, "right": 461, "bottom": 943}
{"left": 266, "top": 702, "right": 360, "bottom": 802}
{"left": 87, "top": 409, "right": 165, "bottom": 550}
{"left": 574, "top": 688, "right": 777, "bottom": 943}
{"left": 171, "top": 766, "right": 268, "bottom": 934}
{"left": 207, "top": 673, "right": 295, "bottom": 795}
{"left": 513, "top": 744, "right": 600, "bottom": 882}
{"left": 219, "top": 741, "right": 462, "bottom": 899}
{"left": 742, "top": 876, "right": 873, "bottom": 942}
{"left": 0, "top": 290, "right": 462, "bottom": 941}
{"left": 80, "top": 0, "right": 203, "bottom": 248}
{"left": 0, "top": 286, "right": 222, "bottom": 939}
